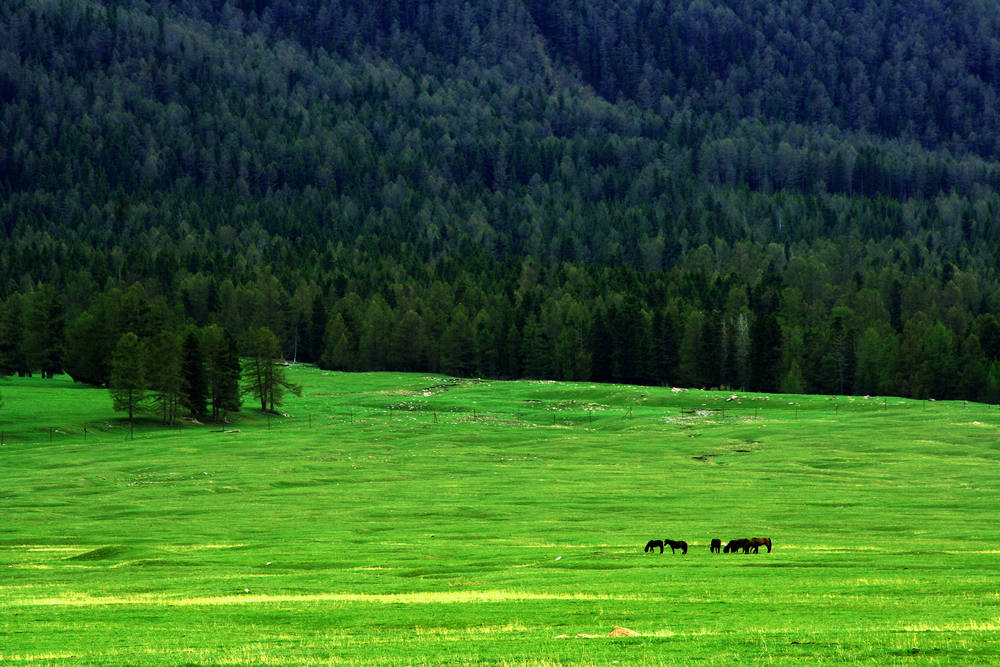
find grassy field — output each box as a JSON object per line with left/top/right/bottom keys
{"left": 1, "top": 367, "right": 999, "bottom": 665}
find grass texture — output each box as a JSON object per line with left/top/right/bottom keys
{"left": 1, "top": 368, "right": 999, "bottom": 664}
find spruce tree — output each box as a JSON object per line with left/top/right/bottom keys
{"left": 204, "top": 325, "right": 241, "bottom": 422}
{"left": 180, "top": 329, "right": 207, "bottom": 421}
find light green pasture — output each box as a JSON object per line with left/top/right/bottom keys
{"left": 1, "top": 369, "right": 998, "bottom": 664}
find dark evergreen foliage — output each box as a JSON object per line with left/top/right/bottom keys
{"left": 2, "top": 1, "right": 1000, "bottom": 402}
{"left": 180, "top": 329, "right": 208, "bottom": 421}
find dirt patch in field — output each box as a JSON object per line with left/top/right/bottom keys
{"left": 556, "top": 626, "right": 641, "bottom": 639}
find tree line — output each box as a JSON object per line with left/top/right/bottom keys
{"left": 4, "top": 234, "right": 1000, "bottom": 405}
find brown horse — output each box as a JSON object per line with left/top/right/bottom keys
{"left": 710, "top": 538, "right": 722, "bottom": 553}
{"left": 664, "top": 539, "right": 688, "bottom": 554}
{"left": 747, "top": 537, "right": 772, "bottom": 553}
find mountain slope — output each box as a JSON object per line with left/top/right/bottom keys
{"left": 2, "top": 0, "right": 1000, "bottom": 401}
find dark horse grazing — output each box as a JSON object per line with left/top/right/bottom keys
{"left": 710, "top": 538, "right": 722, "bottom": 553}
{"left": 723, "top": 538, "right": 749, "bottom": 553}
{"left": 664, "top": 539, "right": 688, "bottom": 554}
{"left": 644, "top": 539, "right": 664, "bottom": 553}
{"left": 723, "top": 537, "right": 772, "bottom": 553}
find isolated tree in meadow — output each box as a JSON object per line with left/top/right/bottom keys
{"left": 109, "top": 332, "right": 145, "bottom": 437}
{"left": 242, "top": 327, "right": 300, "bottom": 412}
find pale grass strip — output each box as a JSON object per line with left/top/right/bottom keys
{"left": 899, "top": 618, "right": 1000, "bottom": 632}
{"left": 15, "top": 589, "right": 637, "bottom": 608}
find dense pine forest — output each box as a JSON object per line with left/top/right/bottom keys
{"left": 4, "top": 0, "right": 1000, "bottom": 407}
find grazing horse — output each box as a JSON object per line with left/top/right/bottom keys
{"left": 747, "top": 537, "right": 772, "bottom": 553}
{"left": 710, "top": 538, "right": 722, "bottom": 553}
{"left": 644, "top": 539, "right": 665, "bottom": 554}
{"left": 663, "top": 539, "right": 688, "bottom": 554}
{"left": 723, "top": 538, "right": 750, "bottom": 553}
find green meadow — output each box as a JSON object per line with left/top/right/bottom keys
{"left": 1, "top": 367, "right": 999, "bottom": 665}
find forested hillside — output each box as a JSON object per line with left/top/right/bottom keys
{"left": 4, "top": 0, "right": 1000, "bottom": 404}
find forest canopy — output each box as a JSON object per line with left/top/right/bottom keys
{"left": 3, "top": 0, "right": 1000, "bottom": 403}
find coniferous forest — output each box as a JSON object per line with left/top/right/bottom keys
{"left": 5, "top": 0, "right": 1000, "bottom": 409}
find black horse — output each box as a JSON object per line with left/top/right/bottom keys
{"left": 644, "top": 539, "right": 664, "bottom": 553}
{"left": 664, "top": 539, "right": 688, "bottom": 554}
{"left": 723, "top": 538, "right": 749, "bottom": 553}
{"left": 710, "top": 538, "right": 722, "bottom": 553}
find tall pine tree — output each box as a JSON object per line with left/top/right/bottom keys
{"left": 180, "top": 329, "right": 208, "bottom": 421}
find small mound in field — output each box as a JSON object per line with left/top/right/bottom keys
{"left": 68, "top": 546, "right": 131, "bottom": 561}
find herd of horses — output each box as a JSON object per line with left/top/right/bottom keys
{"left": 645, "top": 537, "right": 772, "bottom": 554}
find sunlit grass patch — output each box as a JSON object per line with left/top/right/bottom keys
{"left": 14, "top": 589, "right": 640, "bottom": 608}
